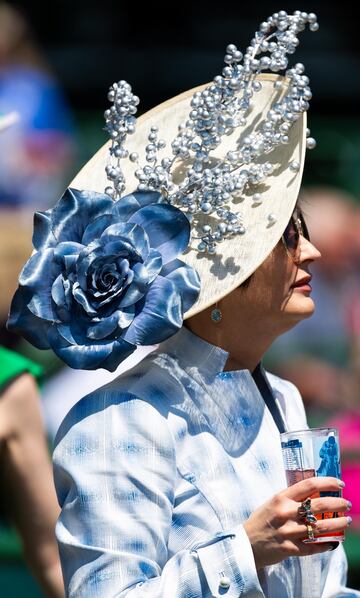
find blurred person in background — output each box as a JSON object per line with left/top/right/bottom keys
{"left": 0, "top": 2, "right": 75, "bottom": 210}
{"left": 266, "top": 186, "right": 360, "bottom": 531}
{"left": 0, "top": 344, "right": 65, "bottom": 597}
{"left": 267, "top": 186, "right": 360, "bottom": 412}
{"left": 0, "top": 111, "right": 64, "bottom": 595}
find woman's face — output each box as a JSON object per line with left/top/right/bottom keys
{"left": 225, "top": 210, "right": 322, "bottom": 336}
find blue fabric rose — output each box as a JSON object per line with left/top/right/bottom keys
{"left": 7, "top": 188, "right": 200, "bottom": 371}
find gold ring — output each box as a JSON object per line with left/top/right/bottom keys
{"left": 306, "top": 524, "right": 315, "bottom": 542}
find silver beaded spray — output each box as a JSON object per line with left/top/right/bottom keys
{"left": 104, "top": 11, "right": 318, "bottom": 254}
{"left": 104, "top": 81, "right": 140, "bottom": 198}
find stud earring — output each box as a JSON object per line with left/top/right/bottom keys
{"left": 211, "top": 305, "right": 222, "bottom": 323}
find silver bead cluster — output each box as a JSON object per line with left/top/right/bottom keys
{"left": 104, "top": 10, "right": 318, "bottom": 253}
{"left": 104, "top": 80, "right": 139, "bottom": 197}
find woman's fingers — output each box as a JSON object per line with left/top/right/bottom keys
{"left": 310, "top": 496, "right": 350, "bottom": 514}
{"left": 298, "top": 541, "right": 339, "bottom": 557}
{"left": 282, "top": 476, "right": 343, "bottom": 501}
{"left": 285, "top": 515, "right": 350, "bottom": 540}
{"left": 278, "top": 538, "right": 339, "bottom": 558}
{"left": 311, "top": 515, "right": 351, "bottom": 537}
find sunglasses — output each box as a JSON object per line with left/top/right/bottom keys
{"left": 282, "top": 210, "right": 310, "bottom": 263}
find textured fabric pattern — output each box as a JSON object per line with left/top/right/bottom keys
{"left": 53, "top": 327, "right": 359, "bottom": 597}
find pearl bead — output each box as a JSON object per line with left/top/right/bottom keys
{"left": 310, "top": 22, "right": 319, "bottom": 32}
{"left": 105, "top": 186, "right": 114, "bottom": 197}
{"left": 201, "top": 202, "right": 212, "bottom": 214}
{"left": 306, "top": 137, "right": 316, "bottom": 149}
{"left": 289, "top": 160, "right": 300, "bottom": 172}
{"left": 267, "top": 213, "right": 277, "bottom": 224}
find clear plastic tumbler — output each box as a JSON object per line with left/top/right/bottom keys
{"left": 280, "top": 427, "right": 344, "bottom": 543}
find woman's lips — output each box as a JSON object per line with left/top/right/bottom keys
{"left": 291, "top": 276, "right": 313, "bottom": 292}
{"left": 293, "top": 283, "right": 312, "bottom": 292}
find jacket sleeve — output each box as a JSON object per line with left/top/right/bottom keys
{"left": 53, "top": 387, "right": 263, "bottom": 598}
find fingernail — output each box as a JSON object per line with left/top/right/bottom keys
{"left": 339, "top": 480, "right": 346, "bottom": 488}
{"left": 346, "top": 516, "right": 352, "bottom": 526}
{"left": 346, "top": 501, "right": 352, "bottom": 511}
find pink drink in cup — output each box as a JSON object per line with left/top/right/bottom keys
{"left": 281, "top": 428, "right": 344, "bottom": 543}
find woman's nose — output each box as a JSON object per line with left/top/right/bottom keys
{"left": 299, "top": 235, "right": 322, "bottom": 262}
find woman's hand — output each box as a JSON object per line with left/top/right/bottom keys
{"left": 243, "top": 477, "right": 351, "bottom": 570}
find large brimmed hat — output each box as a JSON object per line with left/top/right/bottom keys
{"left": 6, "top": 11, "right": 318, "bottom": 371}
{"left": 72, "top": 73, "right": 307, "bottom": 319}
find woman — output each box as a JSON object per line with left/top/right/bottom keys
{"left": 6, "top": 10, "right": 359, "bottom": 597}
{"left": 51, "top": 208, "right": 354, "bottom": 597}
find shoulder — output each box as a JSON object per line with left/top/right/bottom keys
{"left": 53, "top": 350, "right": 183, "bottom": 456}
{"left": 265, "top": 370, "right": 308, "bottom": 428}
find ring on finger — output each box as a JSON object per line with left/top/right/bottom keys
{"left": 298, "top": 497, "right": 317, "bottom": 525}
{"left": 305, "top": 523, "right": 315, "bottom": 542}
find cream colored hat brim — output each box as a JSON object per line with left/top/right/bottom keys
{"left": 71, "top": 73, "right": 306, "bottom": 319}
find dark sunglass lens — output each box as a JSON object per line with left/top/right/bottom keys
{"left": 283, "top": 218, "right": 299, "bottom": 255}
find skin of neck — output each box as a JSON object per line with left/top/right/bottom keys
{"left": 185, "top": 235, "right": 319, "bottom": 373}
{"left": 185, "top": 296, "right": 281, "bottom": 373}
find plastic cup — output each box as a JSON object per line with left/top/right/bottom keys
{"left": 280, "top": 427, "right": 344, "bottom": 543}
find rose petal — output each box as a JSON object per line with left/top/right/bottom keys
{"left": 47, "top": 323, "right": 135, "bottom": 372}
{"left": 110, "top": 193, "right": 145, "bottom": 220}
{"left": 131, "top": 190, "right": 165, "bottom": 208}
{"left": 82, "top": 214, "right": 115, "bottom": 246}
{"left": 160, "top": 259, "right": 201, "bottom": 312}
{"left": 51, "top": 274, "right": 72, "bottom": 322}
{"left": 33, "top": 188, "right": 114, "bottom": 248}
{"left": 100, "top": 222, "right": 149, "bottom": 261}
{"left": 6, "top": 287, "right": 52, "bottom": 349}
{"left": 64, "top": 255, "right": 78, "bottom": 275}
{"left": 53, "top": 242, "right": 83, "bottom": 270}
{"left": 52, "top": 277, "right": 73, "bottom": 322}
{"left": 122, "top": 276, "right": 182, "bottom": 345}
{"left": 72, "top": 282, "right": 98, "bottom": 316}
{"left": 128, "top": 204, "right": 190, "bottom": 264}
{"left": 143, "top": 248, "right": 162, "bottom": 283}
{"left": 33, "top": 211, "right": 57, "bottom": 250}
{"left": 17, "top": 248, "right": 60, "bottom": 322}
{"left": 117, "top": 263, "right": 149, "bottom": 308}
{"left": 86, "top": 307, "right": 135, "bottom": 340}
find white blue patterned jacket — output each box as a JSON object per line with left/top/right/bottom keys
{"left": 53, "top": 326, "right": 359, "bottom": 597}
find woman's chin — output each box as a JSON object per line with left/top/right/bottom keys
{"left": 285, "top": 294, "right": 316, "bottom": 322}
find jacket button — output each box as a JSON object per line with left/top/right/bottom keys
{"left": 219, "top": 576, "right": 231, "bottom": 589}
